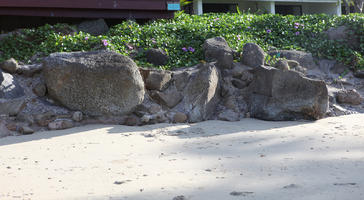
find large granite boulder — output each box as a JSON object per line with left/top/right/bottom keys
{"left": 0, "top": 72, "right": 24, "bottom": 99}
{"left": 174, "top": 63, "right": 221, "bottom": 122}
{"left": 43, "top": 51, "right": 145, "bottom": 116}
{"left": 202, "top": 37, "right": 234, "bottom": 69}
{"left": 241, "top": 43, "right": 265, "bottom": 68}
{"left": 269, "top": 50, "right": 317, "bottom": 70}
{"left": 248, "top": 66, "right": 328, "bottom": 120}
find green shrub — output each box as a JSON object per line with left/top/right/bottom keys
{"left": 0, "top": 12, "right": 363, "bottom": 70}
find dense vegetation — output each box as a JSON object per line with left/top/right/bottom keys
{"left": 0, "top": 12, "right": 363, "bottom": 69}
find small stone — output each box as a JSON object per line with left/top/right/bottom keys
{"left": 72, "top": 111, "right": 83, "bottom": 122}
{"left": 241, "top": 43, "right": 265, "bottom": 68}
{"left": 6, "top": 122, "right": 17, "bottom": 131}
{"left": 124, "top": 115, "right": 140, "bottom": 126}
{"left": 173, "top": 112, "right": 188, "bottom": 123}
{"left": 172, "top": 196, "right": 186, "bottom": 200}
{"left": 145, "top": 70, "right": 172, "bottom": 91}
{"left": 145, "top": 48, "right": 168, "bottom": 66}
{"left": 19, "top": 126, "right": 34, "bottom": 135}
{"left": 35, "top": 112, "right": 55, "bottom": 127}
{"left": 0, "top": 99, "right": 26, "bottom": 116}
{"left": 336, "top": 89, "right": 363, "bottom": 105}
{"left": 0, "top": 58, "right": 19, "bottom": 74}
{"left": 48, "top": 119, "right": 74, "bottom": 130}
{"left": 32, "top": 83, "right": 47, "bottom": 97}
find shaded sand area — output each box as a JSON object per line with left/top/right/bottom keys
{"left": 1, "top": 114, "right": 364, "bottom": 200}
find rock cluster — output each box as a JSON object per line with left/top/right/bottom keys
{"left": 1, "top": 36, "right": 363, "bottom": 136}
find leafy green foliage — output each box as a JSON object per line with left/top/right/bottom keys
{"left": 0, "top": 12, "right": 363, "bottom": 70}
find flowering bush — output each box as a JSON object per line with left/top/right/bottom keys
{"left": 0, "top": 12, "right": 363, "bottom": 69}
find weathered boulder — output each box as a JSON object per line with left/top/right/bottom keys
{"left": 72, "top": 111, "right": 83, "bottom": 122}
{"left": 218, "top": 109, "right": 240, "bottom": 121}
{"left": 43, "top": 51, "right": 145, "bottom": 116}
{"left": 0, "top": 58, "right": 19, "bottom": 74}
{"left": 325, "top": 26, "right": 360, "bottom": 50}
{"left": 17, "top": 64, "right": 43, "bottom": 77}
{"left": 335, "top": 89, "right": 363, "bottom": 105}
{"left": 248, "top": 66, "right": 328, "bottom": 120}
{"left": 318, "top": 59, "right": 347, "bottom": 75}
{"left": 241, "top": 43, "right": 265, "bottom": 68}
{"left": 0, "top": 99, "right": 26, "bottom": 116}
{"left": 269, "top": 50, "right": 317, "bottom": 70}
{"left": 178, "top": 63, "right": 221, "bottom": 122}
{"left": 202, "top": 37, "right": 234, "bottom": 69}
{"left": 0, "top": 72, "right": 24, "bottom": 99}
{"left": 77, "top": 18, "right": 109, "bottom": 36}
{"left": 145, "top": 48, "right": 168, "bottom": 66}
{"left": 150, "top": 85, "right": 183, "bottom": 108}
{"left": 141, "top": 69, "right": 172, "bottom": 91}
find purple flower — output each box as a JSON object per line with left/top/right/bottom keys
{"left": 295, "top": 31, "right": 300, "bottom": 35}
{"left": 85, "top": 36, "right": 89, "bottom": 40}
{"left": 151, "top": 38, "right": 156, "bottom": 44}
{"left": 214, "top": 18, "right": 220, "bottom": 21}
{"left": 247, "top": 26, "right": 251, "bottom": 29}
{"left": 266, "top": 29, "right": 272, "bottom": 33}
{"left": 102, "top": 39, "right": 109, "bottom": 46}
{"left": 294, "top": 22, "right": 300, "bottom": 26}
{"left": 294, "top": 25, "right": 299, "bottom": 29}
{"left": 182, "top": 47, "right": 188, "bottom": 52}
{"left": 237, "top": 35, "right": 241, "bottom": 40}
{"left": 188, "top": 47, "right": 195, "bottom": 52}
{"left": 126, "top": 44, "right": 133, "bottom": 50}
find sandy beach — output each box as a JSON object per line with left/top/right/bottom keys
{"left": 1, "top": 114, "right": 364, "bottom": 200}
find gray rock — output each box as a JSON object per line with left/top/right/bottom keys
{"left": 336, "top": 89, "right": 363, "bottom": 105}
{"left": 34, "top": 112, "right": 55, "bottom": 127}
{"left": 143, "top": 69, "right": 172, "bottom": 91}
{"left": 269, "top": 50, "right": 317, "bottom": 70}
{"left": 325, "top": 26, "right": 360, "bottom": 50}
{"left": 17, "top": 64, "right": 43, "bottom": 77}
{"left": 173, "top": 70, "right": 192, "bottom": 91}
{"left": 0, "top": 70, "right": 3, "bottom": 84}
{"left": 182, "top": 63, "right": 221, "bottom": 122}
{"left": 0, "top": 120, "right": 11, "bottom": 138}
{"left": 273, "top": 60, "right": 290, "bottom": 71}
{"left": 77, "top": 18, "right": 109, "bottom": 36}
{"left": 0, "top": 72, "right": 25, "bottom": 99}
{"left": 218, "top": 109, "right": 240, "bottom": 121}
{"left": 48, "top": 119, "right": 74, "bottom": 130}
{"left": 0, "top": 58, "right": 19, "bottom": 74}
{"left": 145, "top": 48, "right": 168, "bottom": 66}
{"left": 19, "top": 126, "right": 34, "bottom": 135}
{"left": 354, "top": 70, "right": 364, "bottom": 78}
{"left": 248, "top": 65, "right": 328, "bottom": 120}
{"left": 33, "top": 83, "right": 47, "bottom": 97}
{"left": 124, "top": 115, "right": 140, "bottom": 126}
{"left": 203, "top": 37, "right": 234, "bottom": 69}
{"left": 72, "top": 111, "right": 83, "bottom": 122}
{"left": 0, "top": 99, "right": 26, "bottom": 116}
{"left": 241, "top": 43, "right": 265, "bottom": 68}
{"left": 231, "top": 63, "right": 253, "bottom": 79}
{"left": 173, "top": 112, "right": 188, "bottom": 123}
{"left": 287, "top": 60, "right": 306, "bottom": 74}
{"left": 231, "top": 78, "right": 248, "bottom": 89}
{"left": 151, "top": 85, "right": 183, "bottom": 108}
{"left": 43, "top": 51, "right": 145, "bottom": 116}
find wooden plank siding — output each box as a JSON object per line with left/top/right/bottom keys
{"left": 0, "top": 0, "right": 178, "bottom": 19}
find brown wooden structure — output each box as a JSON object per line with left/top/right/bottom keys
{"left": 0, "top": 0, "right": 178, "bottom": 19}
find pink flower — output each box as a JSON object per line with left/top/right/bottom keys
{"left": 182, "top": 47, "right": 188, "bottom": 52}
{"left": 85, "top": 36, "right": 89, "bottom": 40}
{"left": 126, "top": 44, "right": 133, "bottom": 50}
{"left": 294, "top": 25, "right": 299, "bottom": 29}
{"left": 294, "top": 22, "right": 300, "bottom": 26}
{"left": 102, "top": 39, "right": 109, "bottom": 46}
{"left": 214, "top": 18, "right": 220, "bottom": 21}
{"left": 151, "top": 38, "right": 156, "bottom": 44}
{"left": 237, "top": 35, "right": 241, "bottom": 40}
{"left": 295, "top": 31, "right": 300, "bottom": 35}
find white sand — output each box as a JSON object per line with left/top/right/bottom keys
{"left": 1, "top": 114, "right": 364, "bottom": 200}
